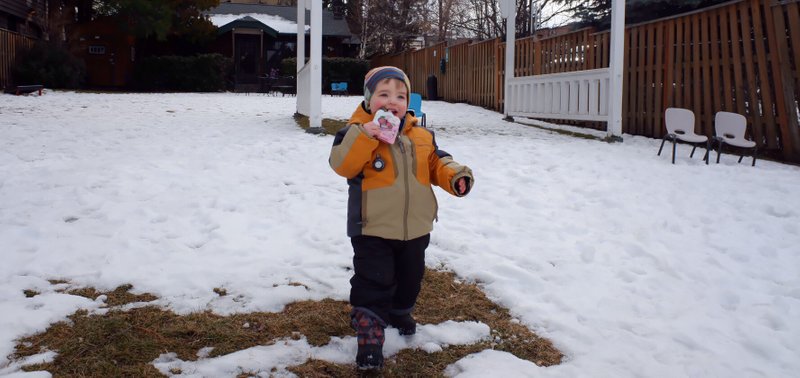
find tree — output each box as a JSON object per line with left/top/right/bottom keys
{"left": 553, "top": 0, "right": 731, "bottom": 30}
{"left": 428, "top": 0, "right": 577, "bottom": 42}
{"left": 349, "top": 0, "right": 428, "bottom": 57}
{"left": 92, "top": 0, "right": 219, "bottom": 41}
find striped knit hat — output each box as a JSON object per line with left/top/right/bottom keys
{"left": 364, "top": 66, "right": 411, "bottom": 111}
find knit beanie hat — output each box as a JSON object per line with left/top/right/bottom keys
{"left": 364, "top": 66, "right": 411, "bottom": 111}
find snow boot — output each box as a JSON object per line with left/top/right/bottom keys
{"left": 351, "top": 309, "right": 385, "bottom": 370}
{"left": 389, "top": 313, "right": 416, "bottom": 335}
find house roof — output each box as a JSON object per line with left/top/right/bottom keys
{"left": 215, "top": 16, "right": 278, "bottom": 37}
{"left": 206, "top": 3, "right": 354, "bottom": 38}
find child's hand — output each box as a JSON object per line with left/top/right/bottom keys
{"left": 456, "top": 177, "right": 467, "bottom": 195}
{"left": 362, "top": 121, "right": 380, "bottom": 138}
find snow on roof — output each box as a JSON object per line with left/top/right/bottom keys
{"left": 206, "top": 4, "right": 354, "bottom": 37}
{"left": 208, "top": 13, "right": 309, "bottom": 35}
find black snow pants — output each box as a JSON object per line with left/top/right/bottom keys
{"left": 349, "top": 234, "right": 430, "bottom": 324}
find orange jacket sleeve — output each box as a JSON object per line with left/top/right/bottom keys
{"left": 329, "top": 124, "right": 380, "bottom": 179}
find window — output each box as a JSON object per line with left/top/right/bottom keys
{"left": 89, "top": 45, "right": 106, "bottom": 55}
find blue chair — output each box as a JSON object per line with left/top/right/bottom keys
{"left": 331, "top": 82, "right": 348, "bottom": 96}
{"left": 408, "top": 93, "right": 426, "bottom": 126}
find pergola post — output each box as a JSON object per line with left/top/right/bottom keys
{"left": 607, "top": 0, "right": 625, "bottom": 141}
{"left": 501, "top": 0, "right": 515, "bottom": 122}
{"left": 309, "top": 0, "right": 322, "bottom": 131}
{"left": 297, "top": 0, "right": 323, "bottom": 134}
{"left": 296, "top": 2, "right": 305, "bottom": 73}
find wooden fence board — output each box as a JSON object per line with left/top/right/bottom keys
{"left": 692, "top": 14, "right": 703, "bottom": 134}
{"left": 719, "top": 8, "right": 734, "bottom": 111}
{"left": 729, "top": 5, "right": 748, "bottom": 121}
{"left": 739, "top": 1, "right": 765, "bottom": 145}
{"left": 649, "top": 22, "right": 659, "bottom": 136}
{"left": 701, "top": 10, "right": 713, "bottom": 135}
{"left": 674, "top": 19, "right": 684, "bottom": 108}
{"left": 663, "top": 19, "right": 675, "bottom": 112}
{"left": 751, "top": 0, "right": 778, "bottom": 148}
{"left": 709, "top": 9, "right": 722, "bottom": 126}
{"left": 636, "top": 26, "right": 646, "bottom": 134}
{"left": 0, "top": 30, "right": 36, "bottom": 90}
{"left": 623, "top": 29, "right": 632, "bottom": 132}
{"left": 654, "top": 22, "right": 665, "bottom": 136}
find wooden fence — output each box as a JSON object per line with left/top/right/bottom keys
{"left": 373, "top": 0, "right": 800, "bottom": 162}
{"left": 0, "top": 29, "right": 36, "bottom": 90}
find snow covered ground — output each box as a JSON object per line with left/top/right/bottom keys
{"left": 1, "top": 92, "right": 798, "bottom": 377}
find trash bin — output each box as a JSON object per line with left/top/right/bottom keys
{"left": 426, "top": 74, "right": 438, "bottom": 101}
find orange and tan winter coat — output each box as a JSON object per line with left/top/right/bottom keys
{"left": 329, "top": 102, "right": 474, "bottom": 241}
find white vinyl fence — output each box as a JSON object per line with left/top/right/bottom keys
{"left": 506, "top": 68, "right": 610, "bottom": 122}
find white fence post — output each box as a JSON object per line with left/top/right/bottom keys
{"left": 607, "top": 0, "right": 625, "bottom": 141}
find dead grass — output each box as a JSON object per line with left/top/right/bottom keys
{"left": 65, "top": 284, "right": 158, "bottom": 306}
{"left": 293, "top": 113, "right": 349, "bottom": 134}
{"left": 14, "top": 269, "right": 561, "bottom": 376}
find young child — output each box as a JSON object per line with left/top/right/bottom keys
{"left": 329, "top": 66, "right": 474, "bottom": 370}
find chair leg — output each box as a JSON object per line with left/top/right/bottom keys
{"left": 658, "top": 135, "right": 668, "bottom": 156}
{"left": 671, "top": 139, "right": 677, "bottom": 164}
{"left": 738, "top": 155, "right": 744, "bottom": 163}
{"left": 752, "top": 147, "right": 758, "bottom": 167}
{"left": 690, "top": 145, "right": 697, "bottom": 158}
{"left": 705, "top": 140, "right": 710, "bottom": 164}
{"left": 717, "top": 142, "right": 724, "bottom": 164}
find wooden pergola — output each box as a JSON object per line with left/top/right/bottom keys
{"left": 502, "top": 0, "right": 625, "bottom": 140}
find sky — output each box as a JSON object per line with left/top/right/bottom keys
{"left": 0, "top": 92, "right": 798, "bottom": 377}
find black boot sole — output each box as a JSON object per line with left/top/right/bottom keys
{"left": 397, "top": 327, "right": 416, "bottom": 336}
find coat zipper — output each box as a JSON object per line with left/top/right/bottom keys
{"left": 397, "top": 136, "right": 410, "bottom": 239}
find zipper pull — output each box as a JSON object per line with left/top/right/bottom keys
{"left": 396, "top": 137, "right": 405, "bottom": 153}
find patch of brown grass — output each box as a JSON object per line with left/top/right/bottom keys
{"left": 289, "top": 269, "right": 562, "bottom": 377}
{"left": 293, "top": 113, "right": 349, "bottom": 134}
{"left": 65, "top": 284, "right": 158, "bottom": 306}
{"left": 13, "top": 270, "right": 561, "bottom": 376}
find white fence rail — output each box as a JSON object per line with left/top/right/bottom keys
{"left": 296, "top": 63, "right": 311, "bottom": 116}
{"left": 507, "top": 68, "right": 610, "bottom": 122}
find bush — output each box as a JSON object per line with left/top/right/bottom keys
{"left": 132, "top": 54, "right": 232, "bottom": 92}
{"left": 12, "top": 42, "right": 86, "bottom": 89}
{"left": 282, "top": 57, "right": 369, "bottom": 95}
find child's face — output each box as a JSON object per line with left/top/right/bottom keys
{"left": 369, "top": 78, "right": 408, "bottom": 118}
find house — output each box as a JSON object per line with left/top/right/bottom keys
{"left": 70, "top": 18, "right": 136, "bottom": 88}
{"left": 206, "top": 2, "right": 359, "bottom": 90}
{"left": 0, "top": 0, "right": 46, "bottom": 38}
{"left": 532, "top": 24, "right": 580, "bottom": 40}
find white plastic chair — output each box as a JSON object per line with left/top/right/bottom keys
{"left": 658, "top": 108, "right": 710, "bottom": 164}
{"left": 713, "top": 111, "right": 757, "bottom": 166}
